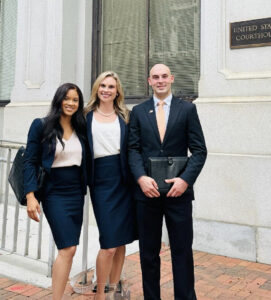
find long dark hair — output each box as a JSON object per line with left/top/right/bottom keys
{"left": 42, "top": 83, "right": 86, "bottom": 151}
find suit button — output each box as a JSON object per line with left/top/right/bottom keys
{"left": 160, "top": 150, "right": 163, "bottom": 153}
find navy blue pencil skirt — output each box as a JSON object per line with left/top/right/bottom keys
{"left": 42, "top": 166, "right": 84, "bottom": 250}
{"left": 91, "top": 154, "right": 137, "bottom": 249}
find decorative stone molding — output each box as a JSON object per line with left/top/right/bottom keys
{"left": 11, "top": 0, "right": 63, "bottom": 102}
{"left": 23, "top": 0, "right": 46, "bottom": 88}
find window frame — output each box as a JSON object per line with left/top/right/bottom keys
{"left": 91, "top": 0, "right": 200, "bottom": 104}
{"left": 0, "top": 0, "right": 14, "bottom": 105}
{"left": 0, "top": 0, "right": 9, "bottom": 104}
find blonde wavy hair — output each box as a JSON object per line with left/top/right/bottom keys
{"left": 85, "top": 71, "right": 129, "bottom": 123}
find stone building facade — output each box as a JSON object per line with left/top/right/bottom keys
{"left": 1, "top": 0, "right": 271, "bottom": 264}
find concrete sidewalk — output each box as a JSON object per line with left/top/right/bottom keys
{"left": 0, "top": 246, "right": 271, "bottom": 299}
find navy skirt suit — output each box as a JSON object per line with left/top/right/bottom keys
{"left": 86, "top": 111, "right": 137, "bottom": 249}
{"left": 24, "top": 118, "right": 88, "bottom": 250}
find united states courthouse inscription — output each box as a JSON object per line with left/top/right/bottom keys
{"left": 230, "top": 17, "right": 271, "bottom": 49}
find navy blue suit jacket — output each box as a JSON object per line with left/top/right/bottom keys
{"left": 128, "top": 96, "right": 207, "bottom": 201}
{"left": 23, "top": 118, "right": 88, "bottom": 196}
{"left": 86, "top": 111, "right": 130, "bottom": 189}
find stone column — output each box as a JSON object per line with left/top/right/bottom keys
{"left": 4, "top": 0, "right": 92, "bottom": 141}
{"left": 193, "top": 0, "right": 271, "bottom": 264}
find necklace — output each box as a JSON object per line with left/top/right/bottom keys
{"left": 97, "top": 107, "right": 115, "bottom": 117}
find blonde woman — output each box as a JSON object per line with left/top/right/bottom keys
{"left": 85, "top": 71, "right": 137, "bottom": 300}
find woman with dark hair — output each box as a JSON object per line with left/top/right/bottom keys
{"left": 24, "top": 83, "right": 88, "bottom": 300}
{"left": 85, "top": 71, "right": 137, "bottom": 300}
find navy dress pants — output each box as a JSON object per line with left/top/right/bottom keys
{"left": 137, "top": 197, "right": 197, "bottom": 300}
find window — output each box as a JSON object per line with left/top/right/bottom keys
{"left": 92, "top": 0, "right": 200, "bottom": 103}
{"left": 0, "top": 0, "right": 18, "bottom": 103}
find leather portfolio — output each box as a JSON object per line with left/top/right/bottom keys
{"left": 148, "top": 156, "right": 188, "bottom": 194}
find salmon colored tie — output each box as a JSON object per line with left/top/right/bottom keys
{"left": 156, "top": 100, "right": 166, "bottom": 142}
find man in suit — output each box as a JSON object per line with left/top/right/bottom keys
{"left": 128, "top": 64, "right": 207, "bottom": 300}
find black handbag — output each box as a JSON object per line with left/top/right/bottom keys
{"left": 148, "top": 156, "right": 188, "bottom": 194}
{"left": 8, "top": 146, "right": 46, "bottom": 206}
{"left": 8, "top": 118, "right": 46, "bottom": 206}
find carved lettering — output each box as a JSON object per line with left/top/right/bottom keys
{"left": 261, "top": 23, "right": 271, "bottom": 30}
{"left": 235, "top": 31, "right": 271, "bottom": 42}
{"left": 230, "top": 17, "right": 271, "bottom": 49}
{"left": 233, "top": 25, "right": 257, "bottom": 33}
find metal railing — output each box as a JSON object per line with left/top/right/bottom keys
{"left": 0, "top": 140, "right": 90, "bottom": 278}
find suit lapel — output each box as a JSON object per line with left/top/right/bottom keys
{"left": 46, "top": 138, "right": 56, "bottom": 173}
{"left": 163, "top": 97, "right": 183, "bottom": 143}
{"left": 86, "top": 111, "right": 94, "bottom": 160}
{"left": 78, "top": 136, "right": 85, "bottom": 161}
{"left": 143, "top": 98, "right": 161, "bottom": 142}
{"left": 118, "top": 115, "right": 125, "bottom": 150}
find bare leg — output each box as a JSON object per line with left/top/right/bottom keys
{"left": 95, "top": 248, "right": 117, "bottom": 300}
{"left": 52, "top": 246, "right": 76, "bottom": 300}
{"left": 109, "top": 245, "right": 125, "bottom": 285}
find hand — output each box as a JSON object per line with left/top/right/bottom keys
{"left": 165, "top": 178, "right": 188, "bottom": 198}
{"left": 138, "top": 175, "right": 160, "bottom": 198}
{"left": 26, "top": 193, "right": 41, "bottom": 222}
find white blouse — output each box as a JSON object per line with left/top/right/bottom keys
{"left": 92, "top": 116, "right": 120, "bottom": 159}
{"left": 51, "top": 131, "right": 82, "bottom": 168}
